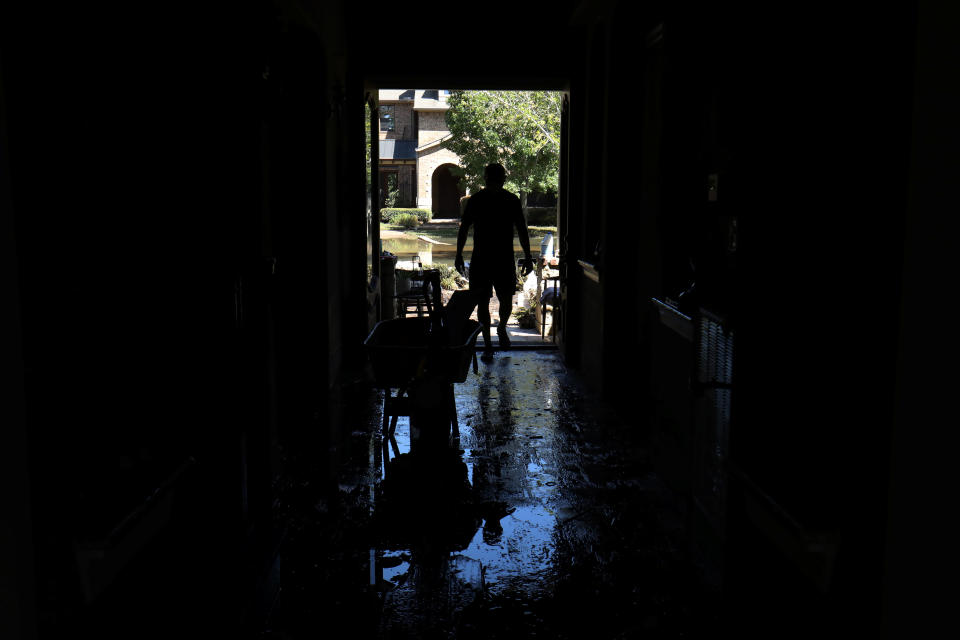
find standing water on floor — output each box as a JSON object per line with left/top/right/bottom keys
{"left": 262, "top": 352, "right": 720, "bottom": 639}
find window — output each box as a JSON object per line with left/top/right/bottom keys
{"left": 380, "top": 105, "right": 395, "bottom": 132}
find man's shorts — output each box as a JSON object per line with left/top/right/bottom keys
{"left": 468, "top": 264, "right": 516, "bottom": 302}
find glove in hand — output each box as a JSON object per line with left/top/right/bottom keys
{"left": 520, "top": 257, "right": 534, "bottom": 277}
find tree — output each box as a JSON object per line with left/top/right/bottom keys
{"left": 443, "top": 90, "right": 561, "bottom": 209}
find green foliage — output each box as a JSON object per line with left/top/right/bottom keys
{"left": 390, "top": 213, "right": 421, "bottom": 229}
{"left": 525, "top": 207, "right": 557, "bottom": 226}
{"left": 528, "top": 226, "right": 558, "bottom": 237}
{"left": 512, "top": 302, "right": 539, "bottom": 329}
{"left": 444, "top": 91, "right": 560, "bottom": 206}
{"left": 384, "top": 185, "right": 400, "bottom": 208}
{"left": 381, "top": 208, "right": 432, "bottom": 224}
{"left": 423, "top": 263, "right": 468, "bottom": 291}
{"left": 382, "top": 173, "right": 400, "bottom": 208}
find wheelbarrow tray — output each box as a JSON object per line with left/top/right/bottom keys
{"left": 364, "top": 317, "right": 482, "bottom": 388}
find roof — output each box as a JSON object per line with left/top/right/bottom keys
{"left": 378, "top": 89, "right": 415, "bottom": 102}
{"left": 379, "top": 139, "right": 416, "bottom": 160}
{"left": 378, "top": 89, "right": 450, "bottom": 109}
{"left": 414, "top": 89, "right": 450, "bottom": 111}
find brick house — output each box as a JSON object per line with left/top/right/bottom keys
{"left": 378, "top": 89, "right": 465, "bottom": 217}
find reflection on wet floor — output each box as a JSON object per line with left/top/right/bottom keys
{"left": 263, "top": 352, "right": 720, "bottom": 639}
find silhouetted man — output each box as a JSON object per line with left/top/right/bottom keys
{"left": 455, "top": 163, "right": 533, "bottom": 360}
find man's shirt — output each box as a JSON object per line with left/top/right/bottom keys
{"left": 461, "top": 187, "right": 528, "bottom": 274}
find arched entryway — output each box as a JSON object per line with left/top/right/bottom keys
{"left": 431, "top": 163, "right": 465, "bottom": 218}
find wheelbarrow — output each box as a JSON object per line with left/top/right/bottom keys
{"left": 364, "top": 272, "right": 482, "bottom": 459}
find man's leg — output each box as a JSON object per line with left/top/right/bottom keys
{"left": 494, "top": 277, "right": 514, "bottom": 349}
{"left": 476, "top": 294, "right": 493, "bottom": 355}
{"left": 498, "top": 293, "right": 513, "bottom": 328}
{"left": 471, "top": 274, "right": 495, "bottom": 360}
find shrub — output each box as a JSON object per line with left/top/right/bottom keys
{"left": 524, "top": 207, "right": 557, "bottom": 226}
{"left": 512, "top": 303, "right": 539, "bottom": 329}
{"left": 424, "top": 263, "right": 468, "bottom": 291}
{"left": 381, "top": 208, "right": 432, "bottom": 224}
{"left": 528, "top": 225, "right": 558, "bottom": 235}
{"left": 391, "top": 213, "right": 421, "bottom": 229}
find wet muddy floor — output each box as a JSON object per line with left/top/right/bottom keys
{"left": 261, "top": 352, "right": 721, "bottom": 638}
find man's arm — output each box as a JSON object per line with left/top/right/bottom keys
{"left": 514, "top": 197, "right": 533, "bottom": 275}
{"left": 455, "top": 203, "right": 473, "bottom": 274}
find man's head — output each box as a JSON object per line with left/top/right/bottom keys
{"left": 484, "top": 163, "right": 506, "bottom": 188}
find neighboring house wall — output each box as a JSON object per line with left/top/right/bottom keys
{"left": 378, "top": 97, "right": 417, "bottom": 207}
{"left": 379, "top": 103, "right": 414, "bottom": 141}
{"left": 417, "top": 145, "right": 461, "bottom": 208}
{"left": 379, "top": 90, "right": 462, "bottom": 211}
{"left": 417, "top": 111, "right": 448, "bottom": 147}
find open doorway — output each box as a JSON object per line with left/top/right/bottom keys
{"left": 368, "top": 88, "right": 565, "bottom": 348}
{"left": 430, "top": 163, "right": 465, "bottom": 218}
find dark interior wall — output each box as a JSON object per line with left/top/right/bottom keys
{"left": 0, "top": 0, "right": 366, "bottom": 635}
{"left": 885, "top": 1, "right": 960, "bottom": 635}
{"left": 1, "top": 2, "right": 263, "bottom": 632}
{"left": 558, "top": 82, "right": 582, "bottom": 367}
{"left": 568, "top": 1, "right": 922, "bottom": 633}
{"left": 601, "top": 5, "right": 657, "bottom": 422}
{"left": 325, "top": 0, "right": 373, "bottom": 468}
{"left": 729, "top": 6, "right": 914, "bottom": 515}
{"left": 707, "top": 6, "right": 916, "bottom": 635}
{"left": 1, "top": 44, "right": 37, "bottom": 640}
{"left": 574, "top": 0, "right": 736, "bottom": 418}
{"left": 572, "top": 22, "right": 609, "bottom": 388}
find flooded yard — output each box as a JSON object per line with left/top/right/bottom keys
{"left": 381, "top": 227, "right": 550, "bottom": 268}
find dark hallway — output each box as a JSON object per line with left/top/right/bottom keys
{"left": 3, "top": 1, "right": 958, "bottom": 639}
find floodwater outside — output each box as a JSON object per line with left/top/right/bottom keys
{"left": 381, "top": 227, "right": 551, "bottom": 269}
